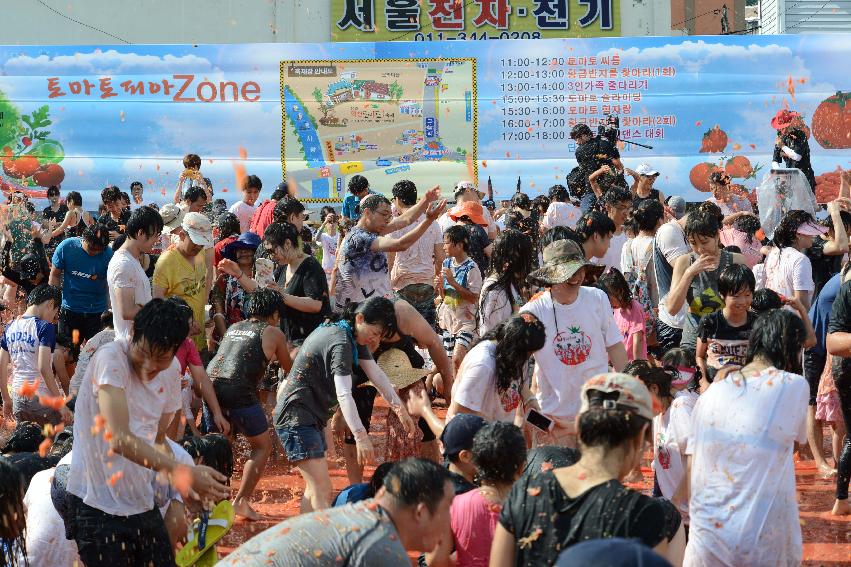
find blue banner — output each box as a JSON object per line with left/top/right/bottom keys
{"left": 0, "top": 35, "right": 848, "bottom": 208}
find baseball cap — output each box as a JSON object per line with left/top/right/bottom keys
{"left": 440, "top": 414, "right": 487, "bottom": 459}
{"left": 556, "top": 538, "right": 672, "bottom": 567}
{"left": 797, "top": 220, "right": 828, "bottom": 237}
{"left": 635, "top": 163, "right": 659, "bottom": 177}
{"left": 181, "top": 212, "right": 214, "bottom": 247}
{"left": 160, "top": 203, "right": 185, "bottom": 234}
{"left": 528, "top": 239, "right": 592, "bottom": 286}
{"left": 667, "top": 195, "right": 687, "bottom": 219}
{"left": 580, "top": 373, "right": 654, "bottom": 422}
{"left": 454, "top": 180, "right": 484, "bottom": 199}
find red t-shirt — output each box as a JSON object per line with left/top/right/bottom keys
{"left": 175, "top": 337, "right": 203, "bottom": 374}
{"left": 213, "top": 236, "right": 237, "bottom": 269}
{"left": 249, "top": 199, "right": 277, "bottom": 237}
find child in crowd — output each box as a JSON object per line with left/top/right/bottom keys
{"left": 696, "top": 264, "right": 756, "bottom": 385}
{"left": 229, "top": 174, "right": 262, "bottom": 233}
{"left": 438, "top": 225, "right": 483, "bottom": 373}
{"left": 333, "top": 461, "right": 395, "bottom": 507}
{"left": 598, "top": 268, "right": 647, "bottom": 362}
{"left": 314, "top": 206, "right": 339, "bottom": 280}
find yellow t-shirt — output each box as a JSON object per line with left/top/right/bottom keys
{"left": 152, "top": 248, "right": 207, "bottom": 352}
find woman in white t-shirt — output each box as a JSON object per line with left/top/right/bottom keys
{"left": 448, "top": 315, "right": 546, "bottom": 423}
{"left": 314, "top": 206, "right": 339, "bottom": 277}
{"left": 684, "top": 309, "right": 809, "bottom": 567}
{"left": 763, "top": 210, "right": 826, "bottom": 312}
{"left": 478, "top": 229, "right": 533, "bottom": 336}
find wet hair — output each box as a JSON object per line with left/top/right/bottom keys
{"left": 718, "top": 264, "right": 756, "bottom": 298}
{"left": 367, "top": 462, "right": 396, "bottom": 498}
{"left": 216, "top": 212, "right": 241, "bottom": 239}
{"left": 578, "top": 389, "right": 650, "bottom": 450}
{"left": 631, "top": 199, "right": 664, "bottom": 233}
{"left": 695, "top": 201, "right": 724, "bottom": 226}
{"left": 521, "top": 446, "right": 579, "bottom": 480}
{"left": 1, "top": 422, "right": 43, "bottom": 454}
{"left": 361, "top": 193, "right": 391, "bottom": 212}
{"left": 773, "top": 210, "right": 816, "bottom": 248}
{"left": 751, "top": 288, "right": 783, "bottom": 315}
{"left": 244, "top": 288, "right": 285, "bottom": 320}
{"left": 131, "top": 298, "right": 190, "bottom": 356}
{"left": 243, "top": 174, "right": 262, "bottom": 191}
{"left": 661, "top": 348, "right": 701, "bottom": 393}
{"left": 119, "top": 191, "right": 131, "bottom": 204}
{"left": 125, "top": 206, "right": 164, "bottom": 240}
{"left": 597, "top": 268, "right": 632, "bottom": 307}
{"left": 624, "top": 361, "right": 674, "bottom": 402}
{"left": 204, "top": 178, "right": 214, "bottom": 193}
{"left": 828, "top": 211, "right": 851, "bottom": 234}
{"left": 183, "top": 185, "right": 207, "bottom": 204}
{"left": 336, "top": 296, "right": 398, "bottom": 341}
{"left": 183, "top": 153, "right": 202, "bottom": 170}
{"left": 100, "top": 185, "right": 121, "bottom": 204}
{"left": 540, "top": 225, "right": 583, "bottom": 250}
{"left": 733, "top": 214, "right": 762, "bottom": 244}
{"left": 548, "top": 184, "right": 569, "bottom": 202}
{"left": 130, "top": 181, "right": 144, "bottom": 191}
{"left": 391, "top": 180, "right": 418, "bottom": 206}
{"left": 532, "top": 195, "right": 550, "bottom": 214}
{"left": 382, "top": 457, "right": 451, "bottom": 514}
{"left": 82, "top": 224, "right": 111, "bottom": 249}
{"left": 600, "top": 186, "right": 633, "bottom": 208}
{"left": 444, "top": 224, "right": 470, "bottom": 252}
{"left": 576, "top": 211, "right": 616, "bottom": 241}
{"left": 273, "top": 195, "right": 306, "bottom": 223}
{"left": 480, "top": 229, "right": 533, "bottom": 323}
{"left": 472, "top": 422, "right": 527, "bottom": 485}
{"left": 101, "top": 310, "right": 114, "bottom": 328}
{"left": 348, "top": 174, "right": 369, "bottom": 194}
{"left": 27, "top": 284, "right": 61, "bottom": 308}
{"left": 747, "top": 309, "right": 806, "bottom": 373}
{"left": 685, "top": 211, "right": 720, "bottom": 240}
{"left": 511, "top": 192, "right": 532, "bottom": 211}
{"left": 181, "top": 434, "right": 234, "bottom": 481}
{"left": 65, "top": 191, "right": 82, "bottom": 207}
{"left": 320, "top": 206, "right": 336, "bottom": 222}
{"left": 46, "top": 186, "right": 60, "bottom": 198}
{"left": 724, "top": 245, "right": 742, "bottom": 254}
{"left": 164, "top": 296, "right": 193, "bottom": 324}
{"left": 25, "top": 202, "right": 34, "bottom": 215}
{"left": 480, "top": 315, "right": 546, "bottom": 394}
{"left": 0, "top": 457, "right": 27, "bottom": 564}
{"left": 263, "top": 221, "right": 300, "bottom": 251}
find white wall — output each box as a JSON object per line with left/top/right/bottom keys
{"left": 760, "top": 0, "right": 851, "bottom": 33}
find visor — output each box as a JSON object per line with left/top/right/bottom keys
{"left": 796, "top": 221, "right": 828, "bottom": 237}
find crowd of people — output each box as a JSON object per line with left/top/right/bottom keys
{"left": 0, "top": 134, "right": 848, "bottom": 567}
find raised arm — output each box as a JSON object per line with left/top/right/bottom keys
{"left": 383, "top": 186, "right": 440, "bottom": 233}
{"left": 373, "top": 202, "right": 446, "bottom": 253}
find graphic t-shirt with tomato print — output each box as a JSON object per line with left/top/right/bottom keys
{"left": 521, "top": 287, "right": 622, "bottom": 421}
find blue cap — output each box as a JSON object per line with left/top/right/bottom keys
{"left": 556, "top": 538, "right": 672, "bottom": 567}
{"left": 440, "top": 414, "right": 487, "bottom": 459}
{"left": 222, "top": 231, "right": 261, "bottom": 261}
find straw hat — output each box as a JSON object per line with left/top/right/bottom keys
{"left": 378, "top": 349, "right": 430, "bottom": 390}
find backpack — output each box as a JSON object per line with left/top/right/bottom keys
{"left": 622, "top": 238, "right": 657, "bottom": 336}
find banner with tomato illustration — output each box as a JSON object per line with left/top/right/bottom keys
{"left": 0, "top": 35, "right": 848, "bottom": 208}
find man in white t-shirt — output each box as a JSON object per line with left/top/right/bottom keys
{"left": 577, "top": 210, "right": 616, "bottom": 269}
{"left": 520, "top": 239, "right": 627, "bottom": 447}
{"left": 229, "top": 174, "right": 262, "bottom": 233}
{"left": 437, "top": 181, "right": 497, "bottom": 240}
{"left": 107, "top": 206, "right": 162, "bottom": 341}
{"left": 67, "top": 299, "right": 229, "bottom": 566}
{"left": 541, "top": 184, "right": 581, "bottom": 230}
{"left": 389, "top": 180, "right": 445, "bottom": 327}
{"left": 592, "top": 186, "right": 632, "bottom": 272}
{"left": 654, "top": 212, "right": 692, "bottom": 353}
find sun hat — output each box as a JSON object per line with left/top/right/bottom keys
{"left": 770, "top": 109, "right": 802, "bottom": 131}
{"left": 377, "top": 349, "right": 430, "bottom": 390}
{"left": 440, "top": 414, "right": 487, "bottom": 460}
{"left": 222, "top": 231, "right": 261, "bottom": 261}
{"left": 796, "top": 220, "right": 829, "bottom": 237}
{"left": 160, "top": 203, "right": 186, "bottom": 234}
{"left": 528, "top": 239, "right": 592, "bottom": 286}
{"left": 181, "top": 212, "right": 214, "bottom": 247}
{"left": 448, "top": 201, "right": 488, "bottom": 226}
{"left": 579, "top": 372, "right": 654, "bottom": 422}
{"left": 635, "top": 163, "right": 659, "bottom": 177}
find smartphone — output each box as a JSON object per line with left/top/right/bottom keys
{"left": 526, "top": 408, "right": 554, "bottom": 433}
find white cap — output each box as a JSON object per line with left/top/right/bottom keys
{"left": 160, "top": 203, "right": 186, "bottom": 234}
{"left": 635, "top": 163, "right": 659, "bottom": 176}
{"left": 181, "top": 212, "right": 214, "bottom": 248}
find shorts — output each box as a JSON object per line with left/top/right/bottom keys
{"left": 396, "top": 283, "right": 437, "bottom": 328}
{"left": 12, "top": 394, "right": 63, "bottom": 426}
{"left": 204, "top": 402, "right": 269, "bottom": 438}
{"left": 442, "top": 329, "right": 474, "bottom": 356}
{"left": 71, "top": 494, "right": 174, "bottom": 567}
{"left": 58, "top": 308, "right": 104, "bottom": 343}
{"left": 276, "top": 424, "right": 327, "bottom": 462}
{"left": 816, "top": 391, "right": 842, "bottom": 423}
{"left": 804, "top": 348, "right": 827, "bottom": 406}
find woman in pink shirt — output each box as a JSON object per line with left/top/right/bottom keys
{"left": 598, "top": 269, "right": 648, "bottom": 361}
{"left": 428, "top": 422, "right": 527, "bottom": 567}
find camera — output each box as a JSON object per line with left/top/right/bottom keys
{"left": 597, "top": 114, "right": 620, "bottom": 146}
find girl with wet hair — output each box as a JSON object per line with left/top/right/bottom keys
{"left": 448, "top": 314, "right": 546, "bottom": 423}
{"left": 764, "top": 209, "right": 823, "bottom": 312}
{"left": 478, "top": 229, "right": 534, "bottom": 335}
{"left": 0, "top": 457, "right": 28, "bottom": 566}
{"left": 687, "top": 309, "right": 809, "bottom": 565}
{"left": 492, "top": 373, "right": 685, "bottom": 567}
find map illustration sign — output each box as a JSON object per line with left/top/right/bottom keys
{"left": 281, "top": 59, "right": 476, "bottom": 198}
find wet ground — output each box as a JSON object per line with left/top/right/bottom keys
{"left": 217, "top": 402, "right": 850, "bottom": 564}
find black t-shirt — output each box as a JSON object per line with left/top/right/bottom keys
{"left": 448, "top": 470, "right": 476, "bottom": 495}
{"left": 208, "top": 319, "right": 268, "bottom": 409}
{"left": 696, "top": 310, "right": 755, "bottom": 373}
{"left": 574, "top": 138, "right": 622, "bottom": 194}
{"left": 829, "top": 280, "right": 851, "bottom": 376}
{"left": 806, "top": 237, "right": 843, "bottom": 300}
{"left": 280, "top": 255, "right": 331, "bottom": 345}
{"left": 500, "top": 473, "right": 680, "bottom": 567}
{"left": 42, "top": 204, "right": 68, "bottom": 244}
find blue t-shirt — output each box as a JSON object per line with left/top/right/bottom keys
{"left": 333, "top": 483, "right": 371, "bottom": 507}
{"left": 810, "top": 272, "right": 841, "bottom": 356}
{"left": 52, "top": 238, "right": 113, "bottom": 313}
{"left": 341, "top": 190, "right": 377, "bottom": 221}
